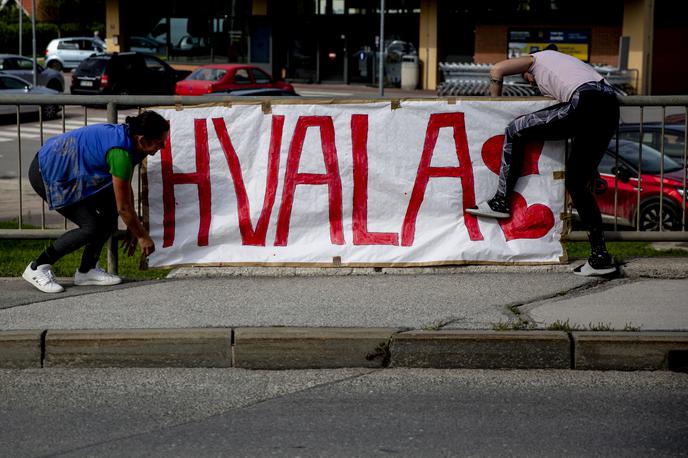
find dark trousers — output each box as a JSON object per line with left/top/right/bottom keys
{"left": 495, "top": 86, "right": 620, "bottom": 239}
{"left": 29, "top": 154, "right": 118, "bottom": 271}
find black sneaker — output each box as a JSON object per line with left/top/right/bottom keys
{"left": 573, "top": 250, "right": 617, "bottom": 277}
{"left": 466, "top": 197, "right": 511, "bottom": 219}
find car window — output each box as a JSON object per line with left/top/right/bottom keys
{"left": 664, "top": 132, "right": 686, "bottom": 159}
{"left": 610, "top": 140, "right": 682, "bottom": 174}
{"left": 116, "top": 56, "right": 144, "bottom": 73}
{"left": 252, "top": 69, "right": 271, "bottom": 84}
{"left": 78, "top": 58, "right": 108, "bottom": 74}
{"left": 78, "top": 39, "right": 101, "bottom": 51}
{"left": 16, "top": 58, "right": 34, "bottom": 70}
{"left": 57, "top": 40, "right": 79, "bottom": 50}
{"left": 188, "top": 68, "right": 227, "bottom": 81}
{"left": 598, "top": 152, "right": 621, "bottom": 175}
{"left": 0, "top": 58, "right": 17, "bottom": 70}
{"left": 0, "top": 76, "right": 28, "bottom": 90}
{"left": 234, "top": 68, "right": 250, "bottom": 84}
{"left": 143, "top": 56, "right": 168, "bottom": 72}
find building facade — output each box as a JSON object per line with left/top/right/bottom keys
{"left": 104, "top": 0, "right": 686, "bottom": 95}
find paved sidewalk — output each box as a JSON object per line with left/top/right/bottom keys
{"left": 1, "top": 258, "right": 687, "bottom": 370}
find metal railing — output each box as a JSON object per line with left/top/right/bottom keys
{"left": 0, "top": 94, "right": 686, "bottom": 273}
{"left": 438, "top": 62, "right": 638, "bottom": 96}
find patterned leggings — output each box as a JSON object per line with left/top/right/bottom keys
{"left": 495, "top": 82, "right": 619, "bottom": 235}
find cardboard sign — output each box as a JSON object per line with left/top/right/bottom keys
{"left": 144, "top": 100, "right": 565, "bottom": 267}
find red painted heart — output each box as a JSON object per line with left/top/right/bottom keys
{"left": 481, "top": 135, "right": 544, "bottom": 177}
{"left": 499, "top": 192, "right": 554, "bottom": 240}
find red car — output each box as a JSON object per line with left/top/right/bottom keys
{"left": 595, "top": 139, "right": 687, "bottom": 231}
{"left": 175, "top": 64, "right": 295, "bottom": 95}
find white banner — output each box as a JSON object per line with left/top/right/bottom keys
{"left": 145, "top": 100, "right": 566, "bottom": 267}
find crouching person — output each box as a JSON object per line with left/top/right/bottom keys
{"left": 22, "top": 110, "right": 169, "bottom": 293}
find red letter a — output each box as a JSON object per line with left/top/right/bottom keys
{"left": 212, "top": 116, "right": 284, "bottom": 246}
{"left": 275, "top": 116, "right": 344, "bottom": 246}
{"left": 351, "top": 114, "right": 399, "bottom": 245}
{"left": 160, "top": 120, "right": 212, "bottom": 247}
{"left": 401, "top": 112, "right": 483, "bottom": 246}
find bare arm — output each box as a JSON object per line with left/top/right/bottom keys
{"left": 489, "top": 56, "right": 534, "bottom": 97}
{"left": 112, "top": 176, "right": 155, "bottom": 256}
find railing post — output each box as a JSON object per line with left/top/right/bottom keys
{"left": 106, "top": 101, "right": 119, "bottom": 275}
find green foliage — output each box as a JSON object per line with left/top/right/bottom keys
{"left": 566, "top": 241, "right": 688, "bottom": 260}
{"left": 0, "top": 0, "right": 103, "bottom": 55}
{"left": 0, "top": 221, "right": 169, "bottom": 279}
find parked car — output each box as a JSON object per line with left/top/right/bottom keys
{"left": 44, "top": 37, "right": 105, "bottom": 72}
{"left": 128, "top": 36, "right": 164, "bottom": 55}
{"left": 209, "top": 87, "right": 300, "bottom": 97}
{"left": 175, "top": 64, "right": 295, "bottom": 95}
{"left": 0, "top": 54, "right": 64, "bottom": 92}
{"left": 70, "top": 52, "right": 190, "bottom": 95}
{"left": 616, "top": 123, "right": 686, "bottom": 165}
{"left": 0, "top": 74, "right": 61, "bottom": 119}
{"left": 594, "top": 139, "right": 687, "bottom": 231}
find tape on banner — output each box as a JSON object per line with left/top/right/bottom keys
{"left": 262, "top": 101, "right": 272, "bottom": 114}
{"left": 553, "top": 171, "right": 565, "bottom": 180}
{"left": 390, "top": 100, "right": 401, "bottom": 110}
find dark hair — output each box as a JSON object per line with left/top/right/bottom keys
{"left": 125, "top": 111, "right": 169, "bottom": 140}
{"left": 544, "top": 44, "right": 559, "bottom": 51}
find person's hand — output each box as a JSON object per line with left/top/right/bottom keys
{"left": 120, "top": 229, "right": 138, "bottom": 257}
{"left": 138, "top": 235, "right": 156, "bottom": 257}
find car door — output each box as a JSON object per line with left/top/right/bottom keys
{"left": 231, "top": 67, "right": 252, "bottom": 91}
{"left": 142, "top": 55, "right": 175, "bottom": 94}
{"left": 0, "top": 75, "right": 37, "bottom": 115}
{"left": 13, "top": 57, "right": 37, "bottom": 85}
{"left": 57, "top": 40, "right": 81, "bottom": 67}
{"left": 596, "top": 151, "right": 640, "bottom": 226}
{"left": 250, "top": 68, "right": 273, "bottom": 89}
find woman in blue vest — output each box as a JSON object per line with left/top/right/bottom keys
{"left": 22, "top": 111, "right": 169, "bottom": 293}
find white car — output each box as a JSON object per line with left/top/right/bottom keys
{"left": 0, "top": 73, "right": 61, "bottom": 119}
{"left": 44, "top": 37, "right": 105, "bottom": 72}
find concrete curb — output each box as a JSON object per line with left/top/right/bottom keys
{"left": 234, "top": 327, "right": 400, "bottom": 369}
{"left": 2, "top": 328, "right": 687, "bottom": 371}
{"left": 0, "top": 330, "right": 43, "bottom": 369}
{"left": 389, "top": 330, "right": 571, "bottom": 369}
{"left": 573, "top": 332, "right": 688, "bottom": 371}
{"left": 44, "top": 329, "right": 232, "bottom": 368}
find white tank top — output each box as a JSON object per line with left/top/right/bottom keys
{"left": 529, "top": 50, "right": 603, "bottom": 102}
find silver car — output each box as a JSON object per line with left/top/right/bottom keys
{"left": 44, "top": 37, "right": 105, "bottom": 72}
{"left": 0, "top": 54, "right": 65, "bottom": 92}
{"left": 0, "top": 73, "right": 61, "bottom": 119}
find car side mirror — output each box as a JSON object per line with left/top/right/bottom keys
{"left": 612, "top": 165, "right": 633, "bottom": 183}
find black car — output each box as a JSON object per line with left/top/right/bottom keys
{"left": 70, "top": 52, "right": 189, "bottom": 95}
{"left": 616, "top": 123, "right": 686, "bottom": 166}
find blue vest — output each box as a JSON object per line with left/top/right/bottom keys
{"left": 38, "top": 124, "right": 142, "bottom": 209}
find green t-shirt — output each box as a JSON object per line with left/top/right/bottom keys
{"left": 106, "top": 148, "right": 134, "bottom": 181}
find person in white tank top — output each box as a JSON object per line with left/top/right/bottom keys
{"left": 467, "top": 49, "right": 620, "bottom": 276}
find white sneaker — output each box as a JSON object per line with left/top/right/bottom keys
{"left": 74, "top": 263, "right": 122, "bottom": 286}
{"left": 466, "top": 201, "right": 511, "bottom": 219}
{"left": 572, "top": 261, "right": 617, "bottom": 277}
{"left": 22, "top": 263, "right": 64, "bottom": 293}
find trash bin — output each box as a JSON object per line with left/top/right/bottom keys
{"left": 400, "top": 55, "right": 419, "bottom": 90}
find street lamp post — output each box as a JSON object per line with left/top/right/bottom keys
{"left": 18, "top": 0, "right": 22, "bottom": 56}
{"left": 31, "top": 0, "right": 36, "bottom": 85}
{"left": 378, "top": 0, "right": 385, "bottom": 97}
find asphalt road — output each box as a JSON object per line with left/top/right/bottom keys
{"left": 1, "top": 368, "right": 686, "bottom": 457}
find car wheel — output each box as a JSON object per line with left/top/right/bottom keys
{"left": 638, "top": 200, "right": 682, "bottom": 231}
{"left": 47, "top": 61, "right": 63, "bottom": 72}
{"left": 41, "top": 104, "right": 60, "bottom": 120}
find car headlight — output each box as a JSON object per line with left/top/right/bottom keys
{"left": 678, "top": 188, "right": 686, "bottom": 198}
